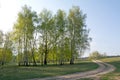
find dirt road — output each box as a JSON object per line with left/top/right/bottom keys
{"left": 29, "top": 60, "right": 115, "bottom": 80}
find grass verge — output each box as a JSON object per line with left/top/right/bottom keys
{"left": 100, "top": 57, "right": 120, "bottom": 80}
{"left": 77, "top": 78, "right": 94, "bottom": 80}
{"left": 0, "top": 60, "right": 98, "bottom": 80}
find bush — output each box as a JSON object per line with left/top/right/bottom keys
{"left": 89, "top": 51, "right": 105, "bottom": 60}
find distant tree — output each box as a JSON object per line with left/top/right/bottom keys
{"left": 102, "top": 52, "right": 107, "bottom": 57}
{"left": 0, "top": 30, "right": 4, "bottom": 65}
{"left": 0, "top": 32, "right": 13, "bottom": 65}
{"left": 0, "top": 30, "right": 3, "bottom": 48}
{"left": 89, "top": 51, "right": 102, "bottom": 59}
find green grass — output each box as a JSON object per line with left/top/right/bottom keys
{"left": 100, "top": 57, "right": 120, "bottom": 80}
{"left": 0, "top": 60, "right": 98, "bottom": 80}
{"left": 77, "top": 78, "right": 94, "bottom": 80}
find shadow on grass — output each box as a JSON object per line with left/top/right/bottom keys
{"left": 0, "top": 61, "right": 98, "bottom": 80}
{"left": 77, "top": 78, "right": 94, "bottom": 80}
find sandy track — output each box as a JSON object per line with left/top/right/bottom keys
{"left": 28, "top": 60, "right": 115, "bottom": 80}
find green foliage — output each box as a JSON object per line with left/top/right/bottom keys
{"left": 0, "top": 30, "right": 3, "bottom": 47}
{"left": 68, "top": 6, "right": 91, "bottom": 64}
{"left": 77, "top": 78, "right": 94, "bottom": 80}
{"left": 1, "top": 5, "right": 91, "bottom": 66}
{"left": 89, "top": 51, "right": 104, "bottom": 60}
{"left": 13, "top": 5, "right": 38, "bottom": 66}
{"left": 0, "top": 48, "right": 13, "bottom": 64}
{"left": 0, "top": 31, "right": 13, "bottom": 65}
{"left": 37, "top": 9, "right": 54, "bottom": 65}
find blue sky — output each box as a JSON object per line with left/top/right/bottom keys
{"left": 0, "top": 0, "right": 120, "bottom": 56}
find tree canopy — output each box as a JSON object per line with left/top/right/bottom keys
{"left": 0, "top": 5, "right": 91, "bottom": 66}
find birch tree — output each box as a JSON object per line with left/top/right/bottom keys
{"left": 38, "top": 9, "right": 54, "bottom": 65}
{"left": 13, "top": 5, "right": 37, "bottom": 66}
{"left": 68, "top": 6, "right": 90, "bottom": 64}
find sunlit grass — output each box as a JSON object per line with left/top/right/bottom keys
{"left": 100, "top": 57, "right": 120, "bottom": 80}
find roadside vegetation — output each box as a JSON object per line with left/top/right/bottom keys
{"left": 77, "top": 78, "right": 94, "bottom": 80}
{"left": 89, "top": 51, "right": 107, "bottom": 60}
{"left": 100, "top": 57, "right": 120, "bottom": 80}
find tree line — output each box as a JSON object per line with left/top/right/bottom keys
{"left": 89, "top": 51, "right": 107, "bottom": 60}
{"left": 0, "top": 5, "right": 91, "bottom": 66}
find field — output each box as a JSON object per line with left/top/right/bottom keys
{"left": 0, "top": 60, "right": 98, "bottom": 80}
{"left": 100, "top": 57, "right": 120, "bottom": 80}
{"left": 1, "top": 57, "right": 119, "bottom": 80}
